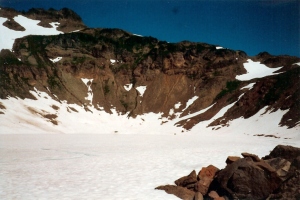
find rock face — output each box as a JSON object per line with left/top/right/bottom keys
{"left": 156, "top": 145, "right": 300, "bottom": 200}
{"left": 0, "top": 7, "right": 300, "bottom": 131}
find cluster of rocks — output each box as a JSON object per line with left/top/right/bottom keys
{"left": 155, "top": 145, "right": 300, "bottom": 200}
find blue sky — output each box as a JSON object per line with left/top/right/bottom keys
{"left": 1, "top": 0, "right": 299, "bottom": 57}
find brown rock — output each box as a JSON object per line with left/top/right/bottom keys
{"left": 270, "top": 170, "right": 300, "bottom": 199}
{"left": 2, "top": 19, "right": 25, "bottom": 31}
{"left": 155, "top": 185, "right": 195, "bottom": 200}
{"left": 194, "top": 192, "right": 203, "bottom": 200}
{"left": 241, "top": 152, "right": 260, "bottom": 162}
{"left": 266, "top": 145, "right": 300, "bottom": 162}
{"left": 216, "top": 157, "right": 282, "bottom": 199}
{"left": 208, "top": 190, "right": 220, "bottom": 199}
{"left": 264, "top": 158, "right": 291, "bottom": 181}
{"left": 291, "top": 156, "right": 300, "bottom": 169}
{"left": 195, "top": 165, "right": 219, "bottom": 195}
{"left": 225, "top": 156, "right": 241, "bottom": 164}
{"left": 175, "top": 170, "right": 197, "bottom": 187}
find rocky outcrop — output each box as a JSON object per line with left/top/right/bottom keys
{"left": 0, "top": 7, "right": 86, "bottom": 32}
{"left": 156, "top": 145, "right": 300, "bottom": 200}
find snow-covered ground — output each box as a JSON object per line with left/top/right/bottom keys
{"left": 0, "top": 133, "right": 298, "bottom": 200}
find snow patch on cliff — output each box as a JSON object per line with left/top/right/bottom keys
{"left": 124, "top": 84, "right": 133, "bottom": 91}
{"left": 236, "top": 59, "right": 283, "bottom": 81}
{"left": 241, "top": 82, "right": 255, "bottom": 90}
{"left": 174, "top": 102, "right": 181, "bottom": 109}
{"left": 110, "top": 59, "right": 116, "bottom": 64}
{"left": 136, "top": 86, "right": 147, "bottom": 97}
{"left": 81, "top": 78, "right": 93, "bottom": 104}
{"left": 49, "top": 57, "right": 62, "bottom": 63}
{"left": 182, "top": 96, "right": 198, "bottom": 111}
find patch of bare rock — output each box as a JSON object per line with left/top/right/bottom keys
{"left": 155, "top": 145, "right": 300, "bottom": 200}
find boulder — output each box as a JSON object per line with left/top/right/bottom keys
{"left": 195, "top": 165, "right": 219, "bottom": 195}
{"left": 155, "top": 185, "right": 195, "bottom": 200}
{"left": 208, "top": 191, "right": 226, "bottom": 200}
{"left": 269, "top": 170, "right": 300, "bottom": 199}
{"left": 241, "top": 152, "right": 260, "bottom": 162}
{"left": 291, "top": 156, "right": 300, "bottom": 169}
{"left": 175, "top": 170, "right": 197, "bottom": 188}
{"left": 216, "top": 157, "right": 282, "bottom": 199}
{"left": 208, "top": 190, "right": 220, "bottom": 199}
{"left": 194, "top": 192, "right": 203, "bottom": 200}
{"left": 225, "top": 156, "right": 240, "bottom": 165}
{"left": 265, "top": 157, "right": 291, "bottom": 180}
{"left": 265, "top": 145, "right": 300, "bottom": 162}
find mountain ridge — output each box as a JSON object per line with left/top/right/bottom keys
{"left": 0, "top": 7, "right": 299, "bottom": 135}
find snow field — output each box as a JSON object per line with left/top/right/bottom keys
{"left": 0, "top": 133, "right": 297, "bottom": 200}
{"left": 0, "top": 15, "right": 62, "bottom": 51}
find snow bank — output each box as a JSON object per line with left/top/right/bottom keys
{"left": 0, "top": 86, "right": 298, "bottom": 138}
{"left": 236, "top": 59, "right": 283, "bottom": 81}
{"left": 216, "top": 46, "right": 224, "bottom": 49}
{"left": 0, "top": 15, "right": 62, "bottom": 51}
